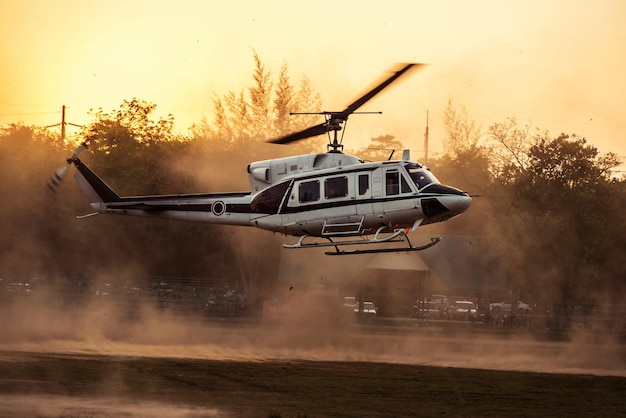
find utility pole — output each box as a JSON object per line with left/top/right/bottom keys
{"left": 61, "top": 105, "right": 66, "bottom": 141}
{"left": 424, "top": 109, "right": 429, "bottom": 163}
{"left": 44, "top": 105, "right": 82, "bottom": 140}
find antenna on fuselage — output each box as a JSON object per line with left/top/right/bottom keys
{"left": 424, "top": 109, "right": 429, "bottom": 163}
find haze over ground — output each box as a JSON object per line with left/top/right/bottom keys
{"left": 1, "top": 0, "right": 625, "bottom": 168}
{"left": 2, "top": 287, "right": 625, "bottom": 377}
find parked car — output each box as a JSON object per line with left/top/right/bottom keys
{"left": 445, "top": 301, "right": 478, "bottom": 321}
{"left": 489, "top": 301, "right": 531, "bottom": 315}
{"left": 412, "top": 300, "right": 442, "bottom": 319}
{"left": 342, "top": 296, "right": 357, "bottom": 314}
{"left": 429, "top": 294, "right": 448, "bottom": 304}
{"left": 355, "top": 301, "right": 377, "bottom": 317}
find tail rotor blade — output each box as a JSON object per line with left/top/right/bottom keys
{"left": 47, "top": 164, "right": 70, "bottom": 194}
{"left": 70, "top": 143, "right": 88, "bottom": 160}
{"left": 46, "top": 135, "right": 93, "bottom": 194}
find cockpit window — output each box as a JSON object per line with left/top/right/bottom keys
{"left": 406, "top": 164, "right": 439, "bottom": 190}
{"left": 401, "top": 175, "right": 412, "bottom": 193}
{"left": 386, "top": 170, "right": 414, "bottom": 195}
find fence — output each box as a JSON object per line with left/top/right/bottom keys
{"left": 0, "top": 272, "right": 247, "bottom": 317}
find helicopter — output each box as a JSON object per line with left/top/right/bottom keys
{"left": 49, "top": 63, "right": 471, "bottom": 255}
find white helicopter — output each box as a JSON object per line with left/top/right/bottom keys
{"left": 49, "top": 63, "right": 471, "bottom": 255}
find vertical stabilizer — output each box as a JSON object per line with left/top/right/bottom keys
{"left": 72, "top": 159, "right": 120, "bottom": 204}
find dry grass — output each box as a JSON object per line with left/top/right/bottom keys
{"left": 0, "top": 351, "right": 625, "bottom": 417}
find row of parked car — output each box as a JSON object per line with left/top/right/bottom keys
{"left": 412, "top": 295, "right": 532, "bottom": 322}
{"left": 342, "top": 294, "right": 532, "bottom": 322}
{"left": 341, "top": 294, "right": 533, "bottom": 322}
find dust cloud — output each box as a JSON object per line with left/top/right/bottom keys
{"left": 0, "top": 283, "right": 624, "bottom": 377}
{"left": 0, "top": 280, "right": 624, "bottom": 418}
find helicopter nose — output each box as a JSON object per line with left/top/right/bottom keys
{"left": 420, "top": 184, "right": 472, "bottom": 218}
{"left": 440, "top": 193, "right": 472, "bottom": 215}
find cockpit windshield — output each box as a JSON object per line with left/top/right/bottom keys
{"left": 405, "top": 163, "right": 439, "bottom": 190}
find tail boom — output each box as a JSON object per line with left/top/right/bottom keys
{"left": 72, "top": 159, "right": 257, "bottom": 227}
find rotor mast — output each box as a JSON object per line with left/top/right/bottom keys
{"left": 327, "top": 113, "right": 345, "bottom": 152}
{"left": 290, "top": 111, "right": 383, "bottom": 153}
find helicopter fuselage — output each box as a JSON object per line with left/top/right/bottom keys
{"left": 72, "top": 151, "right": 471, "bottom": 240}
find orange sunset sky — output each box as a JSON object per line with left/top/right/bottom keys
{"left": 2, "top": 0, "right": 625, "bottom": 164}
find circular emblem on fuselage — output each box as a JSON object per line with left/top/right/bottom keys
{"left": 211, "top": 200, "right": 226, "bottom": 216}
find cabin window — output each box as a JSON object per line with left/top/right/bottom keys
{"left": 385, "top": 171, "right": 400, "bottom": 195}
{"left": 299, "top": 180, "right": 320, "bottom": 203}
{"left": 358, "top": 174, "right": 370, "bottom": 195}
{"left": 325, "top": 176, "right": 348, "bottom": 199}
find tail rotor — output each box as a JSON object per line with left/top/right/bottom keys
{"left": 47, "top": 137, "right": 92, "bottom": 194}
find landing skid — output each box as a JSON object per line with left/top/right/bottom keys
{"left": 325, "top": 236, "right": 440, "bottom": 256}
{"left": 283, "top": 227, "right": 441, "bottom": 256}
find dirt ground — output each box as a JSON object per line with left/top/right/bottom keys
{"left": 1, "top": 351, "right": 626, "bottom": 418}
{"left": 1, "top": 299, "right": 625, "bottom": 417}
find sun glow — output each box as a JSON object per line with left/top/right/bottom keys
{"left": 1, "top": 0, "right": 625, "bottom": 161}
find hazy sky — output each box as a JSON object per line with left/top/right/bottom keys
{"left": 2, "top": 0, "right": 625, "bottom": 161}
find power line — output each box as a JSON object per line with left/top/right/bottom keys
{"left": 40, "top": 105, "right": 83, "bottom": 140}
{"left": 0, "top": 111, "right": 61, "bottom": 117}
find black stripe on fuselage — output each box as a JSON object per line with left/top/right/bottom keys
{"left": 107, "top": 198, "right": 251, "bottom": 214}
{"left": 277, "top": 193, "right": 450, "bottom": 215}
{"left": 106, "top": 193, "right": 451, "bottom": 218}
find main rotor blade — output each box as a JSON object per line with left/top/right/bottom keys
{"left": 267, "top": 63, "right": 423, "bottom": 145}
{"left": 269, "top": 122, "right": 328, "bottom": 144}
{"left": 341, "top": 63, "right": 422, "bottom": 117}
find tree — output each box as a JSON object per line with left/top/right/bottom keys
{"left": 70, "top": 99, "right": 240, "bottom": 278}
{"left": 432, "top": 104, "right": 625, "bottom": 306}
{"left": 271, "top": 61, "right": 325, "bottom": 141}
{"left": 85, "top": 98, "right": 182, "bottom": 195}
{"left": 248, "top": 51, "right": 273, "bottom": 140}
{"left": 197, "top": 51, "right": 323, "bottom": 154}
{"left": 525, "top": 134, "right": 618, "bottom": 191}
{"left": 489, "top": 132, "right": 624, "bottom": 305}
{"left": 356, "top": 134, "right": 405, "bottom": 162}
{"left": 273, "top": 62, "right": 294, "bottom": 137}
{"left": 432, "top": 98, "right": 492, "bottom": 196}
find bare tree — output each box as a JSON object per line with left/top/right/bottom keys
{"left": 487, "top": 117, "right": 536, "bottom": 183}
{"left": 441, "top": 97, "right": 482, "bottom": 158}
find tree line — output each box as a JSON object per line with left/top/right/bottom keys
{"left": 1, "top": 53, "right": 624, "bottom": 307}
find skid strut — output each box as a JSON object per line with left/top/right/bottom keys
{"left": 283, "top": 226, "right": 441, "bottom": 255}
